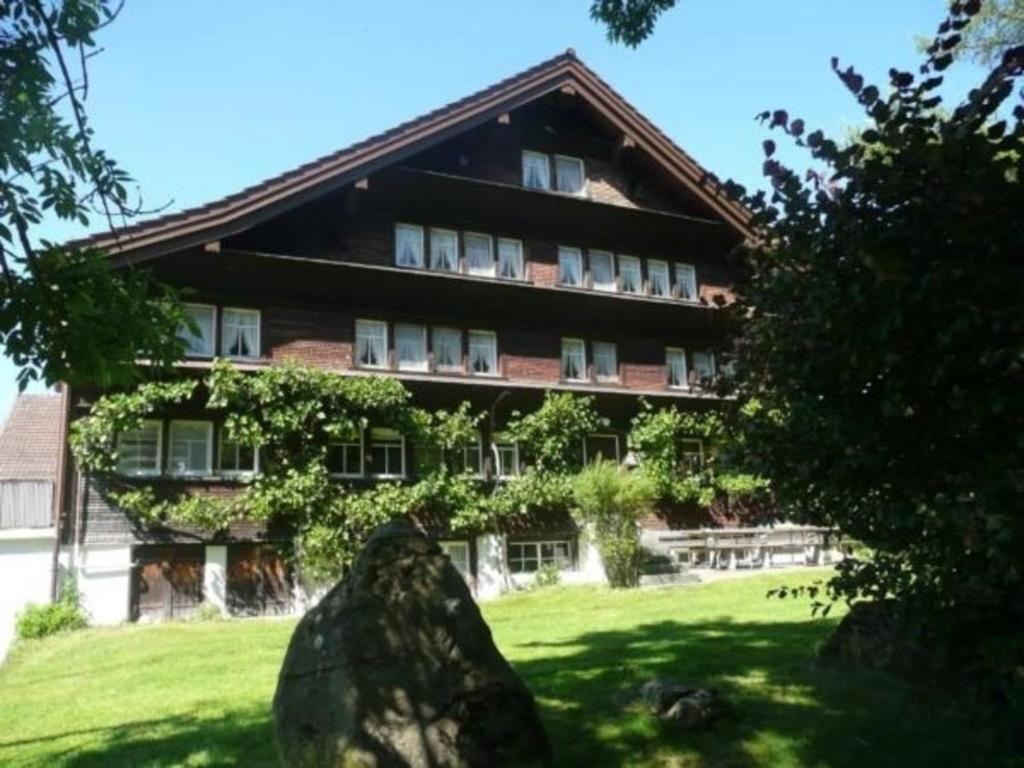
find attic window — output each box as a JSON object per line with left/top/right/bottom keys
{"left": 522, "top": 151, "right": 551, "bottom": 190}
{"left": 554, "top": 155, "right": 585, "bottom": 194}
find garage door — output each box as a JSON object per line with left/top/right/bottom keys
{"left": 132, "top": 545, "right": 204, "bottom": 622}
{"left": 227, "top": 543, "right": 294, "bottom": 617}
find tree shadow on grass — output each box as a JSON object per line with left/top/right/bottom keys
{"left": 509, "top": 618, "right": 1015, "bottom": 768}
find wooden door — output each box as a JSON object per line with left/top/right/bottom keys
{"left": 132, "top": 545, "right": 204, "bottom": 621}
{"left": 227, "top": 543, "right": 294, "bottom": 617}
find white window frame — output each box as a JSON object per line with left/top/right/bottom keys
{"left": 582, "top": 433, "right": 621, "bottom": 464}
{"left": 592, "top": 341, "right": 619, "bottom": 383}
{"left": 440, "top": 540, "right": 471, "bottom": 581}
{"left": 220, "top": 307, "right": 261, "bottom": 360}
{"left": 394, "top": 223, "right": 425, "bottom": 268}
{"left": 468, "top": 330, "right": 498, "bottom": 377}
{"left": 167, "top": 420, "right": 214, "bottom": 478}
{"left": 558, "top": 246, "right": 584, "bottom": 287}
{"left": 180, "top": 303, "right": 216, "bottom": 358}
{"left": 666, "top": 347, "right": 688, "bottom": 389}
{"left": 117, "top": 420, "right": 163, "bottom": 477}
{"left": 368, "top": 428, "right": 405, "bottom": 479}
{"left": 521, "top": 150, "right": 551, "bottom": 190}
{"left": 497, "top": 237, "right": 524, "bottom": 281}
{"left": 589, "top": 250, "right": 616, "bottom": 292}
{"left": 647, "top": 260, "right": 672, "bottom": 299}
{"left": 692, "top": 350, "right": 717, "bottom": 387}
{"left": 492, "top": 433, "right": 520, "bottom": 479}
{"left": 561, "top": 338, "right": 587, "bottom": 382}
{"left": 507, "top": 540, "right": 572, "bottom": 574}
{"left": 431, "top": 326, "right": 463, "bottom": 373}
{"left": 618, "top": 255, "right": 643, "bottom": 295}
{"left": 328, "top": 433, "right": 365, "bottom": 479}
{"left": 457, "top": 435, "right": 484, "bottom": 477}
{"left": 679, "top": 438, "right": 705, "bottom": 474}
{"left": 464, "top": 232, "right": 495, "bottom": 277}
{"left": 394, "top": 323, "right": 428, "bottom": 372}
{"left": 428, "top": 228, "right": 459, "bottom": 273}
{"left": 355, "top": 319, "right": 388, "bottom": 370}
{"left": 217, "top": 430, "right": 259, "bottom": 478}
{"left": 676, "top": 263, "right": 698, "bottom": 302}
{"left": 553, "top": 154, "right": 586, "bottom": 195}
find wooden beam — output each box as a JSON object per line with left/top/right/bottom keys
{"left": 611, "top": 134, "right": 637, "bottom": 167}
{"left": 496, "top": 112, "right": 510, "bottom": 125}
{"left": 203, "top": 240, "right": 221, "bottom": 253}
{"left": 354, "top": 177, "right": 370, "bottom": 190}
{"left": 559, "top": 84, "right": 578, "bottom": 96}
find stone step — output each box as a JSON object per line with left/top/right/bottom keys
{"left": 639, "top": 571, "right": 702, "bottom": 588}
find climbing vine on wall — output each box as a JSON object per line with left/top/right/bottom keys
{"left": 70, "top": 362, "right": 765, "bottom": 579}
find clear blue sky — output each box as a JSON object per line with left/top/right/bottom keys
{"left": 2, "top": 0, "right": 984, "bottom": 415}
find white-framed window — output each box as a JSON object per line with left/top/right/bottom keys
{"left": 676, "top": 263, "right": 698, "bottom": 301}
{"left": 218, "top": 432, "right": 258, "bottom": 477}
{"left": 583, "top": 433, "right": 621, "bottom": 465}
{"left": 429, "top": 228, "right": 459, "bottom": 273}
{"left": 455, "top": 436, "right": 483, "bottom": 476}
{"left": 464, "top": 232, "right": 495, "bottom": 277}
{"left": 221, "top": 308, "right": 260, "bottom": 359}
{"left": 593, "top": 342, "right": 618, "bottom": 382}
{"left": 618, "top": 255, "right": 642, "bottom": 295}
{"left": 666, "top": 347, "right": 688, "bottom": 389}
{"left": 589, "top": 250, "right": 615, "bottom": 292}
{"left": 355, "top": 319, "right": 388, "bottom": 369}
{"left": 179, "top": 303, "right": 215, "bottom": 357}
{"left": 493, "top": 432, "right": 520, "bottom": 478}
{"left": 394, "top": 223, "right": 424, "bottom": 268}
{"left": 413, "top": 442, "right": 444, "bottom": 476}
{"left": 368, "top": 428, "right": 405, "bottom": 478}
{"left": 327, "top": 435, "right": 364, "bottom": 478}
{"left": 561, "top": 338, "right": 587, "bottom": 381}
{"left": 432, "top": 327, "right": 462, "bottom": 372}
{"left": 440, "top": 540, "right": 471, "bottom": 580}
{"left": 507, "top": 540, "right": 572, "bottom": 574}
{"left": 395, "top": 323, "right": 428, "bottom": 372}
{"left": 679, "top": 439, "right": 704, "bottom": 474}
{"left": 117, "top": 420, "right": 162, "bottom": 476}
{"left": 497, "top": 238, "right": 524, "bottom": 280}
{"left": 554, "top": 154, "right": 585, "bottom": 195}
{"left": 168, "top": 420, "right": 213, "bottom": 477}
{"left": 558, "top": 246, "right": 583, "bottom": 287}
{"left": 692, "top": 350, "right": 716, "bottom": 387}
{"left": 522, "top": 150, "right": 551, "bottom": 190}
{"left": 648, "top": 260, "right": 671, "bottom": 298}
{"left": 468, "top": 331, "right": 497, "bottom": 376}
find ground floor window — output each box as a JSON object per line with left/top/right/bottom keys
{"left": 507, "top": 540, "right": 572, "bottom": 574}
{"left": 439, "top": 540, "right": 471, "bottom": 580}
{"left": 368, "top": 428, "right": 405, "bottom": 478}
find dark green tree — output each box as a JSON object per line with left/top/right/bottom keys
{"left": 1, "top": 0, "right": 187, "bottom": 389}
{"left": 729, "top": 2, "right": 1023, "bottom": 686}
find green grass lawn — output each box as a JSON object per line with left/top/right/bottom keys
{"left": 0, "top": 569, "right": 1014, "bottom": 767}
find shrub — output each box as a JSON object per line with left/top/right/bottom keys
{"left": 534, "top": 562, "right": 561, "bottom": 589}
{"left": 573, "top": 459, "right": 655, "bottom": 588}
{"left": 16, "top": 576, "right": 87, "bottom": 640}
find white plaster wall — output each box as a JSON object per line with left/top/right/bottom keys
{"left": 0, "top": 529, "right": 56, "bottom": 661}
{"left": 203, "top": 545, "right": 227, "bottom": 615}
{"left": 76, "top": 544, "right": 132, "bottom": 625}
{"left": 565, "top": 526, "right": 607, "bottom": 586}
{"left": 474, "top": 533, "right": 508, "bottom": 600}
{"left": 479, "top": 532, "right": 608, "bottom": 596}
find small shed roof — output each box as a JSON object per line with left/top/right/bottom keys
{"left": 0, "top": 394, "right": 62, "bottom": 481}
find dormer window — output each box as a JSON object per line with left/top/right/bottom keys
{"left": 554, "top": 155, "right": 585, "bottom": 194}
{"left": 522, "top": 150, "right": 551, "bottom": 190}
{"left": 394, "top": 224, "right": 424, "bottom": 268}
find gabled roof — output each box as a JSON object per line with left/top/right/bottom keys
{"left": 0, "top": 394, "right": 62, "bottom": 481}
{"left": 76, "top": 50, "right": 753, "bottom": 262}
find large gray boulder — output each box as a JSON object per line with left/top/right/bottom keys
{"left": 273, "top": 521, "right": 551, "bottom": 767}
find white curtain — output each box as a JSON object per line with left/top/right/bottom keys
{"left": 465, "top": 234, "right": 494, "bottom": 276}
{"left": 593, "top": 342, "right": 617, "bottom": 380}
{"left": 432, "top": 328, "right": 461, "bottom": 370}
{"left": 667, "top": 349, "right": 687, "bottom": 387}
{"left": 497, "top": 239, "right": 523, "bottom": 279}
{"left": 180, "top": 304, "right": 214, "bottom": 356}
{"left": 430, "top": 229, "right": 458, "bottom": 272}
{"left": 222, "top": 309, "right": 259, "bottom": 358}
{"left": 562, "top": 340, "right": 585, "bottom": 380}
{"left": 692, "top": 351, "right": 715, "bottom": 384}
{"left": 676, "top": 264, "right": 697, "bottom": 300}
{"left": 590, "top": 251, "right": 614, "bottom": 290}
{"left": 395, "top": 224, "right": 423, "bottom": 267}
{"left": 555, "top": 156, "right": 584, "bottom": 194}
{"left": 522, "top": 151, "right": 550, "bottom": 190}
{"left": 468, "top": 332, "right": 496, "bottom": 374}
{"left": 619, "top": 257, "right": 641, "bottom": 293}
{"left": 648, "top": 261, "right": 671, "bottom": 297}
{"left": 356, "top": 321, "right": 387, "bottom": 367}
{"left": 559, "top": 248, "right": 582, "bottom": 286}
{"left": 395, "top": 325, "right": 427, "bottom": 370}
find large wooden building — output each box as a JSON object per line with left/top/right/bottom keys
{"left": 59, "top": 51, "right": 753, "bottom": 622}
